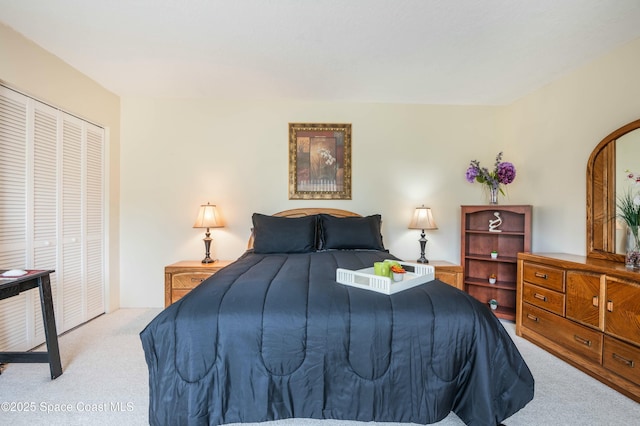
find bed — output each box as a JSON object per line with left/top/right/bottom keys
{"left": 140, "top": 208, "right": 534, "bottom": 426}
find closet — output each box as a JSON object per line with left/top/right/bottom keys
{"left": 0, "top": 85, "right": 105, "bottom": 352}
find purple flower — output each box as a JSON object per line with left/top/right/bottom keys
{"left": 465, "top": 166, "right": 479, "bottom": 182}
{"left": 497, "top": 161, "right": 516, "bottom": 184}
{"left": 466, "top": 152, "right": 516, "bottom": 190}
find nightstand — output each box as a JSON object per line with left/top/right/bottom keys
{"left": 431, "top": 260, "right": 463, "bottom": 290}
{"left": 164, "top": 260, "right": 233, "bottom": 307}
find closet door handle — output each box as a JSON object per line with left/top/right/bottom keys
{"left": 592, "top": 296, "right": 599, "bottom": 307}
{"left": 534, "top": 272, "right": 548, "bottom": 279}
{"left": 607, "top": 300, "right": 614, "bottom": 312}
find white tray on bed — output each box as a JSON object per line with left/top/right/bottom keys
{"left": 336, "top": 261, "right": 435, "bottom": 294}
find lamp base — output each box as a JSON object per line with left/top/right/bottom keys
{"left": 417, "top": 230, "right": 429, "bottom": 264}
{"left": 201, "top": 232, "right": 216, "bottom": 264}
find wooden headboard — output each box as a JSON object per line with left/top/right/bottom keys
{"left": 271, "top": 208, "right": 360, "bottom": 218}
{"left": 247, "top": 208, "right": 361, "bottom": 249}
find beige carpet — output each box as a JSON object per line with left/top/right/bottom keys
{"left": 0, "top": 308, "right": 639, "bottom": 425}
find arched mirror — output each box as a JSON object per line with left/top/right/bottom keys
{"left": 587, "top": 118, "right": 640, "bottom": 262}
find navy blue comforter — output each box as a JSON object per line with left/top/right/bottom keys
{"left": 140, "top": 250, "right": 534, "bottom": 426}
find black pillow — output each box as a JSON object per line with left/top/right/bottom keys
{"left": 318, "top": 214, "right": 385, "bottom": 250}
{"left": 251, "top": 213, "right": 318, "bottom": 254}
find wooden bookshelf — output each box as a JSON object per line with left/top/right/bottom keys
{"left": 460, "top": 205, "right": 531, "bottom": 320}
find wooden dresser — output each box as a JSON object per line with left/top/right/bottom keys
{"left": 516, "top": 252, "right": 640, "bottom": 402}
{"left": 164, "top": 260, "right": 233, "bottom": 307}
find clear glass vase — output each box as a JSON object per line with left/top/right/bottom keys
{"left": 625, "top": 225, "right": 640, "bottom": 269}
{"left": 489, "top": 186, "right": 499, "bottom": 204}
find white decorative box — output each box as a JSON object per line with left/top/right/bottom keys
{"left": 336, "top": 261, "right": 435, "bottom": 295}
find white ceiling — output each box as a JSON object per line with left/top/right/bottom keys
{"left": 2, "top": 0, "right": 640, "bottom": 105}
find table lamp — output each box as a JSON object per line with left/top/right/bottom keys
{"left": 408, "top": 205, "right": 437, "bottom": 263}
{"left": 193, "top": 202, "right": 224, "bottom": 263}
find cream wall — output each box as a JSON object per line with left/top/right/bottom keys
{"left": 0, "top": 23, "right": 121, "bottom": 311}
{"left": 120, "top": 100, "right": 506, "bottom": 306}
{"left": 504, "top": 37, "right": 640, "bottom": 255}
{"left": 120, "top": 37, "right": 640, "bottom": 308}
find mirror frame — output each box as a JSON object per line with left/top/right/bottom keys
{"left": 587, "top": 118, "right": 640, "bottom": 262}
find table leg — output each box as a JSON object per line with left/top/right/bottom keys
{"left": 39, "top": 274, "right": 62, "bottom": 379}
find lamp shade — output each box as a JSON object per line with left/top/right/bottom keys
{"left": 193, "top": 203, "right": 224, "bottom": 229}
{"left": 409, "top": 206, "right": 437, "bottom": 230}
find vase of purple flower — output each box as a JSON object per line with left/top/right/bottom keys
{"left": 466, "top": 152, "right": 516, "bottom": 204}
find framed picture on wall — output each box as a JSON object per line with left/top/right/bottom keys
{"left": 288, "top": 123, "right": 352, "bottom": 200}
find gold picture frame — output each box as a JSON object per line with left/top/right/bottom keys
{"left": 289, "top": 123, "right": 352, "bottom": 200}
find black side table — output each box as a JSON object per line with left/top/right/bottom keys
{"left": 0, "top": 270, "right": 62, "bottom": 379}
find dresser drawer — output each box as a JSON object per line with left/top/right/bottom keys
{"left": 173, "top": 272, "right": 213, "bottom": 289}
{"left": 523, "top": 262, "right": 565, "bottom": 291}
{"left": 605, "top": 277, "right": 640, "bottom": 346}
{"left": 522, "top": 283, "right": 565, "bottom": 315}
{"left": 603, "top": 336, "right": 640, "bottom": 387}
{"left": 523, "top": 303, "right": 602, "bottom": 364}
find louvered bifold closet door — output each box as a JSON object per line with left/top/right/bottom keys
{"left": 0, "top": 84, "right": 105, "bottom": 351}
{"left": 32, "top": 102, "right": 59, "bottom": 342}
{"left": 0, "top": 88, "right": 29, "bottom": 352}
{"left": 60, "top": 115, "right": 84, "bottom": 331}
{"left": 85, "top": 124, "right": 104, "bottom": 319}
{"left": 59, "top": 115, "right": 105, "bottom": 331}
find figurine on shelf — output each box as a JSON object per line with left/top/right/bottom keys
{"left": 489, "top": 274, "right": 497, "bottom": 284}
{"left": 489, "top": 212, "right": 503, "bottom": 232}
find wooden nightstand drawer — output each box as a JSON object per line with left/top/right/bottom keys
{"left": 522, "top": 283, "right": 565, "bottom": 315}
{"left": 523, "top": 262, "right": 565, "bottom": 292}
{"left": 173, "top": 272, "right": 213, "bottom": 289}
{"left": 604, "top": 335, "right": 640, "bottom": 386}
{"left": 523, "top": 303, "right": 602, "bottom": 364}
{"left": 431, "top": 260, "right": 463, "bottom": 290}
{"left": 164, "top": 260, "right": 233, "bottom": 307}
{"left": 171, "top": 289, "right": 192, "bottom": 304}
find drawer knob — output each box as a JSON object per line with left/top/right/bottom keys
{"left": 534, "top": 293, "right": 547, "bottom": 302}
{"left": 534, "top": 272, "right": 548, "bottom": 279}
{"left": 526, "top": 313, "right": 539, "bottom": 322}
{"left": 574, "top": 335, "right": 592, "bottom": 347}
{"left": 612, "top": 353, "right": 635, "bottom": 368}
